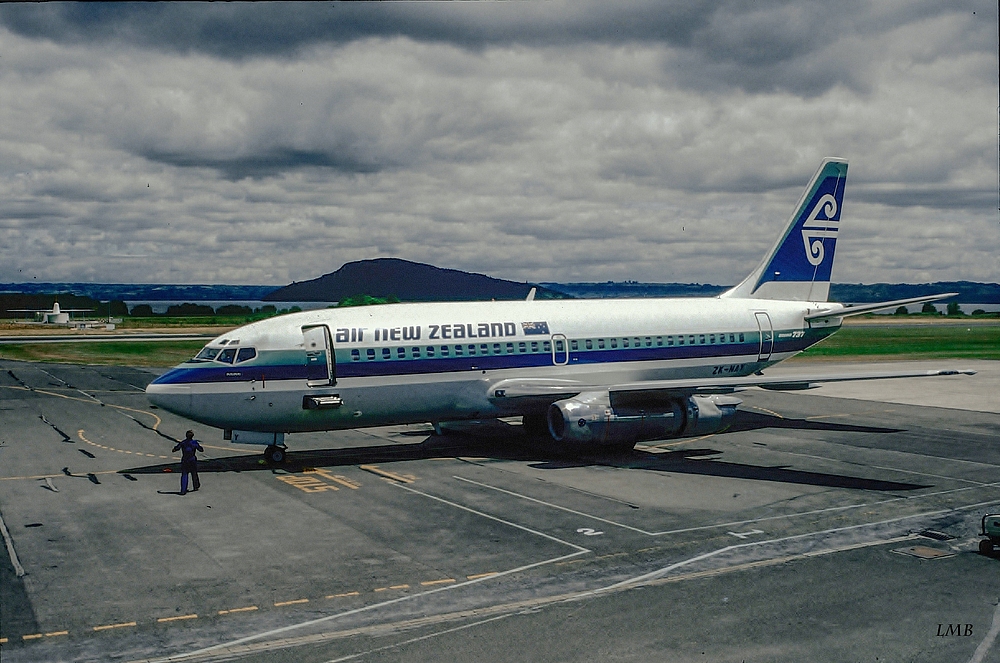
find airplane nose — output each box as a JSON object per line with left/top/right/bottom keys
{"left": 146, "top": 372, "right": 193, "bottom": 416}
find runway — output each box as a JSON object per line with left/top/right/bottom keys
{"left": 1, "top": 358, "right": 998, "bottom": 662}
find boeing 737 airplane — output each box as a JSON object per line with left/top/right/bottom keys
{"left": 147, "top": 159, "right": 972, "bottom": 463}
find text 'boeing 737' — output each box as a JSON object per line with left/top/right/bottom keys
{"left": 147, "top": 159, "right": 974, "bottom": 463}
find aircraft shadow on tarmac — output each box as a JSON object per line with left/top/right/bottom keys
{"left": 726, "top": 410, "right": 905, "bottom": 435}
{"left": 122, "top": 414, "right": 926, "bottom": 493}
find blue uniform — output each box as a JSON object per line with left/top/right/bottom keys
{"left": 172, "top": 437, "right": 204, "bottom": 494}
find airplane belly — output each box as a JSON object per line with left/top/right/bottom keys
{"left": 164, "top": 375, "right": 501, "bottom": 433}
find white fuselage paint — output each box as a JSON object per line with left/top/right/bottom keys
{"left": 146, "top": 297, "right": 839, "bottom": 434}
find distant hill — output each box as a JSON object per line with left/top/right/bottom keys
{"left": 542, "top": 282, "right": 729, "bottom": 298}
{"left": 264, "top": 258, "right": 568, "bottom": 302}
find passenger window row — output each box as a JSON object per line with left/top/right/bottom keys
{"left": 348, "top": 332, "right": 749, "bottom": 362}
{"left": 351, "top": 341, "right": 552, "bottom": 362}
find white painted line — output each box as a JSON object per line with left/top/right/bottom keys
{"left": 397, "top": 482, "right": 589, "bottom": 553}
{"left": 323, "top": 612, "right": 516, "bottom": 663}
{"left": 0, "top": 510, "right": 25, "bottom": 577}
{"left": 968, "top": 599, "right": 1000, "bottom": 663}
{"left": 776, "top": 448, "right": 992, "bottom": 485}
{"left": 454, "top": 475, "right": 655, "bottom": 535}
{"left": 152, "top": 485, "right": 590, "bottom": 662}
{"left": 588, "top": 504, "right": 992, "bottom": 596}
{"left": 454, "top": 474, "right": 920, "bottom": 539}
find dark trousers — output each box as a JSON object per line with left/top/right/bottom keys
{"left": 180, "top": 460, "right": 200, "bottom": 494}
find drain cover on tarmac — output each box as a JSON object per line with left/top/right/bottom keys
{"left": 892, "top": 545, "right": 955, "bottom": 560}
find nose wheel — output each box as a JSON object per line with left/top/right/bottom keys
{"left": 264, "top": 445, "right": 287, "bottom": 464}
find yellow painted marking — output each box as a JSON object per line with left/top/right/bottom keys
{"left": 275, "top": 474, "right": 338, "bottom": 493}
{"left": 420, "top": 578, "right": 456, "bottom": 586}
{"left": 326, "top": 591, "right": 361, "bottom": 598}
{"left": 359, "top": 464, "right": 415, "bottom": 483}
{"left": 596, "top": 552, "right": 629, "bottom": 560}
{"left": 466, "top": 572, "right": 499, "bottom": 580}
{"left": 274, "top": 598, "right": 309, "bottom": 607}
{"left": 0, "top": 637, "right": 7, "bottom": 644}
{"left": 157, "top": 614, "right": 198, "bottom": 623}
{"left": 34, "top": 387, "right": 165, "bottom": 428}
{"left": 218, "top": 606, "right": 258, "bottom": 615}
{"left": 2, "top": 469, "right": 122, "bottom": 481}
{"left": 307, "top": 468, "right": 361, "bottom": 489}
{"left": 22, "top": 633, "right": 43, "bottom": 640}
{"left": 109, "top": 403, "right": 163, "bottom": 430}
{"left": 804, "top": 413, "right": 852, "bottom": 421}
{"left": 389, "top": 584, "right": 410, "bottom": 590}
{"left": 93, "top": 621, "right": 136, "bottom": 631}
{"left": 373, "top": 587, "right": 389, "bottom": 592}
{"left": 31, "top": 388, "right": 99, "bottom": 404}
{"left": 44, "top": 631, "right": 69, "bottom": 637}
{"left": 745, "top": 405, "right": 785, "bottom": 419}
{"left": 78, "top": 430, "right": 171, "bottom": 460}
{"left": 643, "top": 432, "right": 717, "bottom": 450}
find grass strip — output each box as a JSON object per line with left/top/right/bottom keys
{"left": 0, "top": 341, "right": 205, "bottom": 367}
{"left": 797, "top": 324, "right": 1000, "bottom": 360}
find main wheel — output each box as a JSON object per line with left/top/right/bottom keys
{"left": 264, "top": 445, "right": 286, "bottom": 464}
{"left": 980, "top": 539, "right": 994, "bottom": 555}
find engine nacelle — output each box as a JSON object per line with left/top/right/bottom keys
{"left": 547, "top": 391, "right": 741, "bottom": 447}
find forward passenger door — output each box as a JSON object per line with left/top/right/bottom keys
{"left": 302, "top": 325, "right": 336, "bottom": 386}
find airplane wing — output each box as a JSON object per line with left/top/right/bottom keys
{"left": 488, "top": 368, "right": 977, "bottom": 403}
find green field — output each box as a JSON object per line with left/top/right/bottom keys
{"left": 0, "top": 341, "right": 205, "bottom": 367}
{"left": 794, "top": 322, "right": 1000, "bottom": 361}
{"left": 0, "top": 321, "right": 997, "bottom": 367}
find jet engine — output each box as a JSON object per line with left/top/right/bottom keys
{"left": 546, "top": 391, "right": 741, "bottom": 448}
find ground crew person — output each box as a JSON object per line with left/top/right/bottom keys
{"left": 172, "top": 430, "right": 204, "bottom": 495}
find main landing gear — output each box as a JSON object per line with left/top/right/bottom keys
{"left": 264, "top": 444, "right": 287, "bottom": 464}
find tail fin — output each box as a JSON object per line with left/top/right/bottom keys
{"left": 722, "top": 158, "right": 848, "bottom": 302}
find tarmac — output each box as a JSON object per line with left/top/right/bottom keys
{"left": 1, "top": 358, "right": 998, "bottom": 663}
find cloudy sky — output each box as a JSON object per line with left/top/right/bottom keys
{"left": 0, "top": 2, "right": 997, "bottom": 287}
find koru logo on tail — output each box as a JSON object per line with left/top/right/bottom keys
{"left": 801, "top": 193, "right": 839, "bottom": 266}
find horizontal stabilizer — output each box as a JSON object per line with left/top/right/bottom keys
{"left": 803, "top": 293, "right": 958, "bottom": 321}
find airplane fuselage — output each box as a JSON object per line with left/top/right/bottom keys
{"left": 146, "top": 297, "right": 839, "bottom": 434}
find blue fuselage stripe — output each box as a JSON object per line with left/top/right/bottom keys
{"left": 151, "top": 333, "right": 824, "bottom": 385}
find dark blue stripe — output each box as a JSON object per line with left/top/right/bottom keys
{"left": 151, "top": 330, "right": 835, "bottom": 385}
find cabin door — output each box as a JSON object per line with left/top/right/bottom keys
{"left": 754, "top": 312, "right": 773, "bottom": 362}
{"left": 551, "top": 334, "right": 569, "bottom": 365}
{"left": 302, "top": 325, "right": 336, "bottom": 387}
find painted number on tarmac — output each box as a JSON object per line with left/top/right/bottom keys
{"left": 577, "top": 527, "right": 604, "bottom": 536}
{"left": 275, "top": 469, "right": 361, "bottom": 493}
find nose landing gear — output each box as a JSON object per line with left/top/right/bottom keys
{"left": 264, "top": 445, "right": 287, "bottom": 464}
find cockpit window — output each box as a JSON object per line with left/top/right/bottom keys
{"left": 216, "top": 348, "right": 237, "bottom": 364}
{"left": 194, "top": 346, "right": 220, "bottom": 362}
{"left": 235, "top": 347, "right": 257, "bottom": 363}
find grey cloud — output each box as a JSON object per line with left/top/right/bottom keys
{"left": 0, "top": 2, "right": 714, "bottom": 55}
{"left": 139, "top": 147, "right": 383, "bottom": 180}
{"left": 852, "top": 186, "right": 998, "bottom": 211}
{"left": 3, "top": 1, "right": 986, "bottom": 97}
{"left": 0, "top": 3, "right": 995, "bottom": 286}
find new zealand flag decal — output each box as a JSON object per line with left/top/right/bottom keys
{"left": 521, "top": 321, "right": 550, "bottom": 335}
